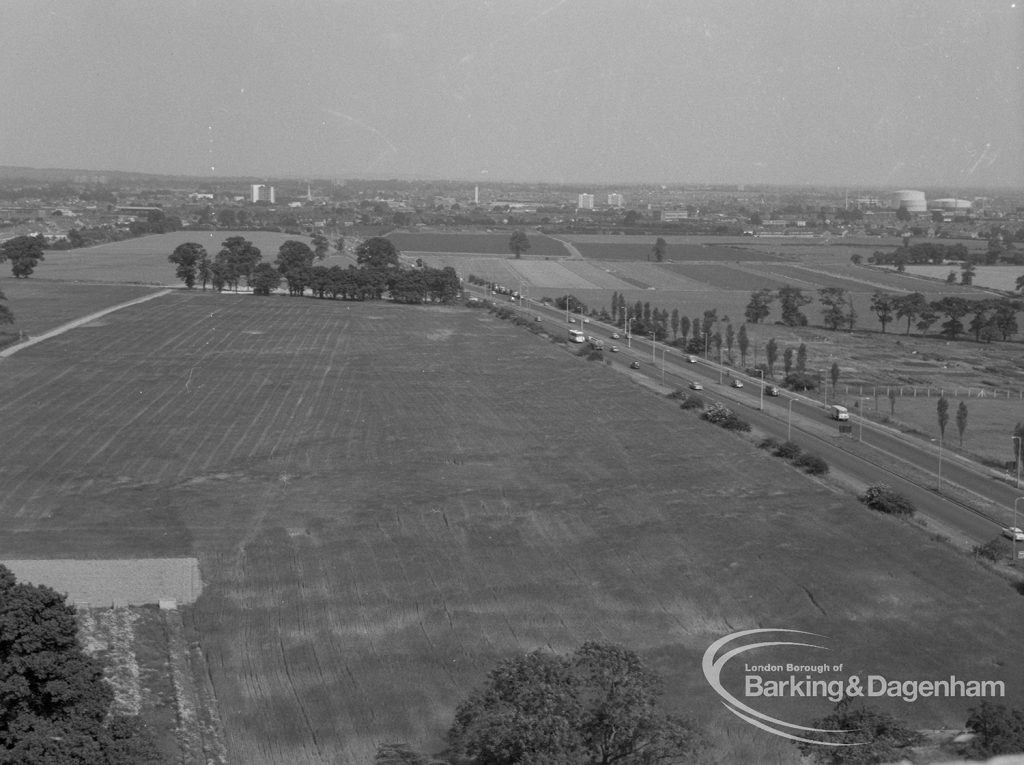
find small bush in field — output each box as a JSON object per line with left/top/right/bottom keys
{"left": 680, "top": 396, "right": 704, "bottom": 411}
{"left": 794, "top": 454, "right": 829, "bottom": 475}
{"left": 774, "top": 441, "right": 802, "bottom": 460}
{"left": 972, "top": 537, "right": 1010, "bottom": 563}
{"left": 758, "top": 437, "right": 780, "bottom": 451}
{"left": 859, "top": 485, "right": 916, "bottom": 517}
{"left": 719, "top": 415, "right": 751, "bottom": 432}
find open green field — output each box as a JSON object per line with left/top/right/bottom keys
{"left": 0, "top": 278, "right": 161, "bottom": 342}
{"left": 0, "top": 292, "right": 1021, "bottom": 764}
{"left": 387, "top": 230, "right": 569, "bottom": 257}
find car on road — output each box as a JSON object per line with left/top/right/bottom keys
{"left": 1002, "top": 526, "right": 1024, "bottom": 542}
{"left": 568, "top": 318, "right": 576, "bottom": 323}
{"left": 534, "top": 316, "right": 542, "bottom": 322}
{"left": 610, "top": 332, "right": 620, "bottom": 339}
{"left": 686, "top": 355, "right": 697, "bottom": 363}
{"left": 767, "top": 385, "right": 780, "bottom": 396}
{"left": 610, "top": 346, "right": 619, "bottom": 352}
{"left": 731, "top": 379, "right": 744, "bottom": 388}
{"left": 689, "top": 381, "right": 703, "bottom": 390}
{"left": 582, "top": 318, "right": 590, "bottom": 323}
{"left": 630, "top": 361, "right": 641, "bottom": 369}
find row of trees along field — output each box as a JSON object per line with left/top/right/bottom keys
{"left": 742, "top": 286, "right": 1021, "bottom": 342}
{"left": 0, "top": 565, "right": 163, "bottom": 764}
{"left": 169, "top": 236, "right": 459, "bottom": 302}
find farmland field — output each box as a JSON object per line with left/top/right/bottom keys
{"left": 0, "top": 278, "right": 162, "bottom": 341}
{"left": 387, "top": 230, "right": 569, "bottom": 257}
{"left": 0, "top": 291, "right": 1022, "bottom": 764}
{"left": 30, "top": 230, "right": 333, "bottom": 286}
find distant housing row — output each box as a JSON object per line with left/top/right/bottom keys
{"left": 574, "top": 189, "right": 975, "bottom": 215}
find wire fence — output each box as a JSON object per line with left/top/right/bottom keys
{"left": 840, "top": 385, "right": 1023, "bottom": 400}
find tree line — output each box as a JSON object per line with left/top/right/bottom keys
{"left": 169, "top": 236, "right": 460, "bottom": 303}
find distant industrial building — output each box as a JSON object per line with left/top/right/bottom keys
{"left": 931, "top": 198, "right": 972, "bottom": 211}
{"left": 607, "top": 192, "right": 624, "bottom": 207}
{"left": 251, "top": 184, "right": 275, "bottom": 204}
{"left": 659, "top": 210, "right": 690, "bottom": 222}
{"left": 577, "top": 193, "right": 595, "bottom": 210}
{"left": 892, "top": 189, "right": 927, "bottom": 212}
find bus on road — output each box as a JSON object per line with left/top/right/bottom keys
{"left": 568, "top": 329, "right": 585, "bottom": 343}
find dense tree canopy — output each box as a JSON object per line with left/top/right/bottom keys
{"left": 0, "top": 565, "right": 162, "bottom": 764}
{"left": 445, "top": 642, "right": 704, "bottom": 765}
{"left": 167, "top": 242, "right": 207, "bottom": 289}
{"left": 508, "top": 230, "right": 531, "bottom": 259}
{"left": 0, "top": 235, "right": 46, "bottom": 278}
{"left": 356, "top": 237, "right": 400, "bottom": 270}
{"left": 0, "top": 287, "right": 13, "bottom": 325}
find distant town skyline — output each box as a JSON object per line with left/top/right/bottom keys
{"left": 1, "top": 1, "right": 1021, "bottom": 189}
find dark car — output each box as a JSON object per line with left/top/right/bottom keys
{"left": 767, "top": 385, "right": 780, "bottom": 396}
{"left": 630, "top": 361, "right": 641, "bottom": 369}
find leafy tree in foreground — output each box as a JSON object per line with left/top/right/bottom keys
{"left": 0, "top": 564, "right": 163, "bottom": 764}
{"left": 250, "top": 263, "right": 283, "bottom": 296}
{"left": 737, "top": 324, "right": 748, "bottom": 366}
{"left": 446, "top": 642, "right": 704, "bottom": 765}
{"left": 869, "top": 292, "right": 895, "bottom": 333}
{"left": 778, "top": 286, "right": 811, "bottom": 326}
{"left": 796, "top": 700, "right": 923, "bottom": 764}
{"left": 0, "top": 234, "right": 46, "bottom": 278}
{"left": 956, "top": 400, "right": 968, "bottom": 447}
{"left": 508, "top": 229, "right": 531, "bottom": 260}
{"left": 275, "top": 240, "right": 315, "bottom": 296}
{"left": 167, "top": 242, "right": 207, "bottom": 289}
{"left": 744, "top": 288, "right": 774, "bottom": 324}
{"left": 937, "top": 394, "right": 949, "bottom": 443}
{"left": 894, "top": 292, "right": 928, "bottom": 335}
{"left": 765, "top": 337, "right": 779, "bottom": 377}
{"left": 652, "top": 236, "right": 667, "bottom": 262}
{"left": 356, "top": 236, "right": 401, "bottom": 270}
{"left": 962, "top": 702, "right": 1024, "bottom": 758}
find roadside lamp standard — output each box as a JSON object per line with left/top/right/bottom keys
{"left": 703, "top": 331, "right": 709, "bottom": 360}
{"left": 651, "top": 330, "right": 657, "bottom": 363}
{"left": 1013, "top": 497, "right": 1024, "bottom": 565}
{"left": 757, "top": 368, "right": 765, "bottom": 411}
{"left": 627, "top": 317, "right": 634, "bottom": 349}
{"left": 1013, "top": 436, "right": 1022, "bottom": 489}
{"left": 718, "top": 344, "right": 724, "bottom": 386}
{"left": 788, "top": 398, "right": 796, "bottom": 441}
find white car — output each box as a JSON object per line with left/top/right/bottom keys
{"left": 686, "top": 355, "right": 697, "bottom": 363}
{"left": 610, "top": 332, "right": 621, "bottom": 339}
{"left": 689, "top": 381, "right": 703, "bottom": 390}
{"left": 610, "top": 346, "right": 619, "bottom": 352}
{"left": 731, "top": 379, "right": 744, "bottom": 388}
{"left": 1002, "top": 526, "right": 1024, "bottom": 542}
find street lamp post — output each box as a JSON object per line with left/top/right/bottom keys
{"left": 703, "top": 331, "right": 709, "bottom": 359}
{"left": 757, "top": 369, "right": 764, "bottom": 411}
{"left": 788, "top": 398, "right": 795, "bottom": 441}
{"left": 627, "top": 317, "right": 634, "bottom": 348}
{"left": 1013, "top": 497, "right": 1024, "bottom": 565}
{"left": 937, "top": 436, "right": 943, "bottom": 490}
{"left": 718, "top": 344, "right": 723, "bottom": 385}
{"left": 651, "top": 330, "right": 656, "bottom": 363}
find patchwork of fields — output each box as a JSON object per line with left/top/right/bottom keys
{"left": 0, "top": 292, "right": 1021, "bottom": 764}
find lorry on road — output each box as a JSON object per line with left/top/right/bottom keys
{"left": 830, "top": 404, "right": 850, "bottom": 421}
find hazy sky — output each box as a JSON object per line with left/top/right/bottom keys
{"left": 1, "top": 0, "right": 1021, "bottom": 187}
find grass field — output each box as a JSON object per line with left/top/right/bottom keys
{"left": 0, "top": 278, "right": 162, "bottom": 341}
{"left": 0, "top": 292, "right": 1022, "bottom": 764}
{"left": 30, "top": 230, "right": 328, "bottom": 286}
{"left": 387, "top": 230, "right": 570, "bottom": 257}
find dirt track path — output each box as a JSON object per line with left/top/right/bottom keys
{"left": 0, "top": 289, "right": 173, "bottom": 358}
